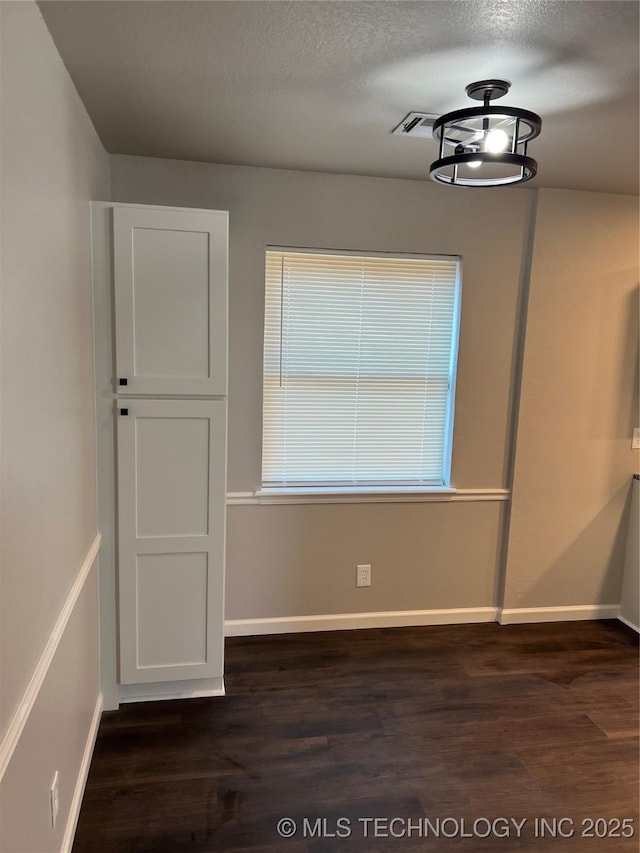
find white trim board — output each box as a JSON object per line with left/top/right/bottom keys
{"left": 119, "top": 677, "right": 225, "bottom": 704}
{"left": 0, "top": 533, "right": 101, "bottom": 781}
{"left": 617, "top": 614, "right": 639, "bottom": 634}
{"left": 227, "top": 488, "right": 509, "bottom": 506}
{"left": 61, "top": 693, "right": 103, "bottom": 853}
{"left": 499, "top": 604, "right": 620, "bottom": 625}
{"left": 225, "top": 605, "right": 626, "bottom": 636}
{"left": 225, "top": 607, "right": 499, "bottom": 636}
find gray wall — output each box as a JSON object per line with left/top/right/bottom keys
{"left": 111, "top": 158, "right": 533, "bottom": 494}
{"left": 111, "top": 157, "right": 638, "bottom": 623}
{"left": 111, "top": 156, "right": 532, "bottom": 619}
{"left": 504, "top": 189, "right": 639, "bottom": 609}
{"left": 0, "top": 3, "right": 109, "bottom": 850}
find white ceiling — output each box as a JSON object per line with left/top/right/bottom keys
{"left": 38, "top": 0, "right": 639, "bottom": 194}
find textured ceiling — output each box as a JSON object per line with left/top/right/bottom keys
{"left": 38, "top": 0, "right": 639, "bottom": 194}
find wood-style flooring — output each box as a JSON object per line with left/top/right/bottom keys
{"left": 72, "top": 620, "right": 639, "bottom": 852}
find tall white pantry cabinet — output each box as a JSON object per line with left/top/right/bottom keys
{"left": 91, "top": 202, "right": 228, "bottom": 707}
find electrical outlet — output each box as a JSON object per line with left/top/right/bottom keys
{"left": 633, "top": 428, "right": 640, "bottom": 450}
{"left": 356, "top": 564, "right": 371, "bottom": 587}
{"left": 50, "top": 771, "right": 59, "bottom": 829}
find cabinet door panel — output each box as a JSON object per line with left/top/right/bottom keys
{"left": 114, "top": 206, "right": 227, "bottom": 396}
{"left": 135, "top": 416, "right": 210, "bottom": 537}
{"left": 117, "top": 399, "right": 226, "bottom": 684}
{"left": 136, "top": 552, "right": 209, "bottom": 668}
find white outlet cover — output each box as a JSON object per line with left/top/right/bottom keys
{"left": 356, "top": 564, "right": 371, "bottom": 587}
{"left": 632, "top": 428, "right": 640, "bottom": 450}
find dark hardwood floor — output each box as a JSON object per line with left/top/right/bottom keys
{"left": 72, "top": 621, "right": 639, "bottom": 852}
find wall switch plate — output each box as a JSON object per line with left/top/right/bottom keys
{"left": 356, "top": 564, "right": 371, "bottom": 587}
{"left": 50, "top": 771, "right": 59, "bottom": 828}
{"left": 633, "top": 428, "right": 640, "bottom": 450}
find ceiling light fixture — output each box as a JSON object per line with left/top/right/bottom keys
{"left": 429, "top": 79, "right": 542, "bottom": 187}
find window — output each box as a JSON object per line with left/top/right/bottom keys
{"left": 261, "top": 248, "right": 461, "bottom": 491}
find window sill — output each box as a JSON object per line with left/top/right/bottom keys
{"left": 227, "top": 487, "right": 510, "bottom": 506}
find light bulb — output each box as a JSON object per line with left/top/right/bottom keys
{"left": 485, "top": 128, "right": 509, "bottom": 153}
{"left": 468, "top": 160, "right": 482, "bottom": 168}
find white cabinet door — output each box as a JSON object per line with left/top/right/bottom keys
{"left": 117, "top": 399, "right": 226, "bottom": 684}
{"left": 113, "top": 206, "right": 228, "bottom": 396}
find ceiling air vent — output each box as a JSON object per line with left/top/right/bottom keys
{"left": 391, "top": 112, "right": 439, "bottom": 138}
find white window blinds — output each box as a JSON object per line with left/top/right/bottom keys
{"left": 262, "top": 248, "right": 461, "bottom": 488}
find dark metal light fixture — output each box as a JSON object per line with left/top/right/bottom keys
{"left": 429, "top": 80, "right": 542, "bottom": 187}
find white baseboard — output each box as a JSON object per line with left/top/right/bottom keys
{"left": 225, "top": 607, "right": 499, "bottom": 637}
{"left": 226, "top": 605, "right": 628, "bottom": 636}
{"left": 119, "top": 677, "right": 225, "bottom": 704}
{"left": 61, "top": 692, "right": 103, "bottom": 853}
{"left": 617, "top": 614, "right": 640, "bottom": 634}
{"left": 499, "top": 604, "right": 620, "bottom": 625}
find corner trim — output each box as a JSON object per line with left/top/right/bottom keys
{"left": 0, "top": 533, "right": 101, "bottom": 781}
{"left": 225, "top": 607, "right": 498, "bottom": 636}
{"left": 498, "top": 604, "right": 620, "bottom": 625}
{"left": 227, "top": 488, "right": 510, "bottom": 506}
{"left": 618, "top": 614, "right": 640, "bottom": 634}
{"left": 61, "top": 692, "right": 103, "bottom": 853}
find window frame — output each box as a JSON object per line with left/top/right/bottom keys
{"left": 259, "top": 245, "right": 462, "bottom": 498}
